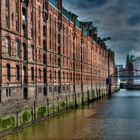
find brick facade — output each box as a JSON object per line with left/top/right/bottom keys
{"left": 0, "top": 0, "right": 116, "bottom": 106}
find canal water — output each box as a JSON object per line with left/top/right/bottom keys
{"left": 2, "top": 89, "right": 140, "bottom": 140}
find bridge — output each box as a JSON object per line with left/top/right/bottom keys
{"left": 108, "top": 69, "right": 140, "bottom": 96}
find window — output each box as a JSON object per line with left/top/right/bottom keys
{"left": 5, "top": 37, "right": 11, "bottom": 56}
{"left": 63, "top": 85, "right": 65, "bottom": 91}
{"left": 9, "top": 89, "right": 11, "bottom": 97}
{"left": 38, "top": 21, "right": 40, "bottom": 44}
{"left": 12, "top": 13, "right": 14, "bottom": 27}
{"left": 43, "top": 25, "right": 46, "bottom": 37}
{"left": 22, "top": 0, "right": 29, "bottom": 5}
{"left": 6, "top": 64, "right": 10, "bottom": 81}
{"left": 23, "top": 66, "right": 27, "bottom": 83}
{"left": 6, "top": 0, "right": 9, "bottom": 8}
{"left": 58, "top": 34, "right": 61, "bottom": 44}
{"left": 6, "top": 89, "right": 12, "bottom": 98}
{"left": 0, "top": 90, "right": 1, "bottom": 103}
{"left": 31, "top": 28, "right": 33, "bottom": 39}
{"left": 23, "top": 87, "right": 28, "bottom": 100}
{"left": 50, "top": 70, "right": 52, "bottom": 80}
{"left": 31, "top": 9, "right": 33, "bottom": 22}
{"left": 6, "top": 89, "right": 9, "bottom": 97}
{"left": 6, "top": 16, "right": 9, "bottom": 28}
{"left": 50, "top": 15, "right": 52, "bottom": 50}
{"left": 54, "top": 71, "right": 56, "bottom": 80}
{"left": 67, "top": 72, "right": 68, "bottom": 80}
{"left": 22, "top": 7, "right": 26, "bottom": 21}
{"left": 49, "top": 87, "right": 52, "bottom": 92}
{"left": 16, "top": 20, "right": 19, "bottom": 32}
{"left": 39, "top": 6, "right": 41, "bottom": 16}
{"left": 38, "top": 50, "right": 41, "bottom": 61}
{"left": 31, "top": 45, "right": 34, "bottom": 61}
{"left": 15, "top": 0, "right": 19, "bottom": 14}
{"left": 23, "top": 43, "right": 27, "bottom": 61}
{"left": 44, "top": 68, "right": 47, "bottom": 83}
{"left": 38, "top": 87, "right": 42, "bottom": 93}
{"left": 70, "top": 73, "right": 72, "bottom": 81}
{"left": 16, "top": 65, "right": 20, "bottom": 81}
{"left": 43, "top": 40, "right": 46, "bottom": 50}
{"left": 43, "top": 1, "right": 48, "bottom": 21}
{"left": 44, "top": 87, "right": 47, "bottom": 96}
{"left": 31, "top": 67, "right": 34, "bottom": 81}
{"left": 22, "top": 24, "right": 26, "bottom": 37}
{"left": 54, "top": 86, "right": 57, "bottom": 92}
{"left": 43, "top": 54, "right": 46, "bottom": 65}
{"left": 63, "top": 72, "right": 65, "bottom": 80}
{"left": 39, "top": 69, "right": 41, "bottom": 80}
{"left": 50, "top": 54, "right": 51, "bottom": 63}
{"left": 16, "top": 40, "right": 20, "bottom": 57}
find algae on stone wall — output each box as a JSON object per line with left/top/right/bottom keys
{"left": 37, "top": 106, "right": 47, "bottom": 119}
{"left": 22, "top": 111, "right": 31, "bottom": 123}
{"left": 0, "top": 116, "right": 15, "bottom": 130}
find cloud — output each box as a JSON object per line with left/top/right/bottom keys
{"left": 63, "top": 0, "right": 140, "bottom": 65}
{"left": 127, "top": 15, "right": 140, "bottom": 26}
{"left": 63, "top": 0, "right": 109, "bottom": 9}
{"left": 75, "top": 0, "right": 109, "bottom": 8}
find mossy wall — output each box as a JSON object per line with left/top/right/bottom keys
{"left": 0, "top": 88, "right": 109, "bottom": 136}
{"left": 0, "top": 116, "right": 15, "bottom": 131}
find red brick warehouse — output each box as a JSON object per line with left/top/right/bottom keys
{"left": 0, "top": 0, "right": 116, "bottom": 107}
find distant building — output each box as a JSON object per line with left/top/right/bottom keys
{"left": 125, "top": 54, "right": 140, "bottom": 88}
{"left": 116, "top": 65, "right": 126, "bottom": 82}
{"left": 116, "top": 65, "right": 123, "bottom": 70}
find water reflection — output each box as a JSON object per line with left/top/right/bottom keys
{"left": 2, "top": 89, "right": 140, "bottom": 140}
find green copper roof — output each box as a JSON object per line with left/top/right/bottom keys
{"left": 49, "top": 0, "right": 95, "bottom": 37}
{"left": 49, "top": 0, "right": 57, "bottom": 8}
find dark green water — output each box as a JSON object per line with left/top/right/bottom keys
{"left": 2, "top": 89, "right": 140, "bottom": 140}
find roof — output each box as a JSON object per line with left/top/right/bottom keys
{"left": 49, "top": 0, "right": 96, "bottom": 37}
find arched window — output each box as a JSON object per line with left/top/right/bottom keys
{"left": 31, "top": 67, "right": 34, "bottom": 81}
{"left": 16, "top": 40, "right": 20, "bottom": 57}
{"left": 16, "top": 65, "right": 20, "bottom": 81}
{"left": 6, "top": 64, "right": 10, "bottom": 81}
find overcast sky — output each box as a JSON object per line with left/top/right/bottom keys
{"left": 63, "top": 0, "right": 140, "bottom": 66}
